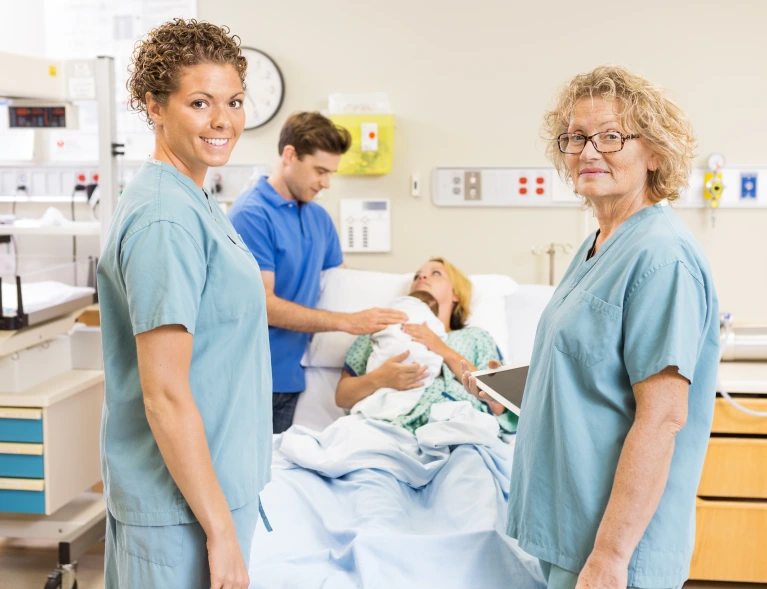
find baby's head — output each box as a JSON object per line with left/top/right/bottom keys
{"left": 410, "top": 290, "right": 439, "bottom": 316}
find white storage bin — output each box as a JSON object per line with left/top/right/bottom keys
{"left": 70, "top": 325, "right": 103, "bottom": 370}
{"left": 0, "top": 335, "right": 72, "bottom": 392}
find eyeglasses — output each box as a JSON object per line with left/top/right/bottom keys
{"left": 557, "top": 131, "right": 640, "bottom": 154}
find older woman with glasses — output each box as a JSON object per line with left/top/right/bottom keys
{"left": 463, "top": 66, "right": 719, "bottom": 589}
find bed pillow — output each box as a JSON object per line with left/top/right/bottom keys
{"left": 301, "top": 268, "right": 517, "bottom": 368}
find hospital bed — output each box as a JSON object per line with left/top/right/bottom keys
{"left": 249, "top": 268, "right": 555, "bottom": 589}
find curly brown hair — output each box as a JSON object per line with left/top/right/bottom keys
{"left": 127, "top": 18, "right": 247, "bottom": 129}
{"left": 544, "top": 65, "right": 696, "bottom": 204}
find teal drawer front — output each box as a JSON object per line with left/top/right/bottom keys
{"left": 0, "top": 419, "right": 43, "bottom": 443}
{"left": 0, "top": 454, "right": 44, "bottom": 478}
{"left": 0, "top": 489, "right": 45, "bottom": 514}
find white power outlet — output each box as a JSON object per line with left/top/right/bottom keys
{"left": 433, "top": 167, "right": 563, "bottom": 207}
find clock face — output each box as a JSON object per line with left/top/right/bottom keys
{"left": 241, "top": 47, "right": 285, "bottom": 130}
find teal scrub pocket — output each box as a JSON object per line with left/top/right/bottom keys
{"left": 116, "top": 519, "right": 185, "bottom": 567}
{"left": 554, "top": 291, "right": 621, "bottom": 367}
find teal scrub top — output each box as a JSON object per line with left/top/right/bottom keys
{"left": 507, "top": 204, "right": 719, "bottom": 588}
{"left": 98, "top": 159, "right": 272, "bottom": 526}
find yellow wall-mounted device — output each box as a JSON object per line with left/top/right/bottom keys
{"left": 704, "top": 171, "right": 724, "bottom": 209}
{"left": 331, "top": 113, "right": 394, "bottom": 175}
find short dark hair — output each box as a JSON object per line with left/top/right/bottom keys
{"left": 278, "top": 112, "right": 352, "bottom": 158}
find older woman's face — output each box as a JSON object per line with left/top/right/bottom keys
{"left": 566, "top": 97, "right": 657, "bottom": 204}
{"left": 411, "top": 261, "right": 457, "bottom": 311}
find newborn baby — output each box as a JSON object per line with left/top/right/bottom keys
{"left": 352, "top": 291, "right": 447, "bottom": 421}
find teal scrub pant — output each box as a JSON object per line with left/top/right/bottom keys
{"left": 539, "top": 560, "right": 684, "bottom": 589}
{"left": 104, "top": 499, "right": 261, "bottom": 588}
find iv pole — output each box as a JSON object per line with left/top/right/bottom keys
{"left": 532, "top": 242, "right": 572, "bottom": 286}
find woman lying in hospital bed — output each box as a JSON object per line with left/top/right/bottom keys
{"left": 336, "top": 258, "right": 518, "bottom": 434}
{"left": 247, "top": 259, "right": 544, "bottom": 589}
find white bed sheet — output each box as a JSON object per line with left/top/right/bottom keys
{"left": 293, "top": 366, "right": 346, "bottom": 431}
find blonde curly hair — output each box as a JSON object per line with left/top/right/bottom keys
{"left": 544, "top": 65, "right": 696, "bottom": 204}
{"left": 127, "top": 18, "right": 247, "bottom": 129}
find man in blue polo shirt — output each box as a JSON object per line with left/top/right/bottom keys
{"left": 229, "top": 112, "right": 407, "bottom": 433}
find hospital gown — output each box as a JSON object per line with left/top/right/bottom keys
{"left": 345, "top": 326, "right": 518, "bottom": 434}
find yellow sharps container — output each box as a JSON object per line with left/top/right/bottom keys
{"left": 330, "top": 113, "right": 394, "bottom": 175}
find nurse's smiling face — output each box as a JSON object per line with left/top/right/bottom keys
{"left": 566, "top": 97, "right": 658, "bottom": 206}
{"left": 148, "top": 63, "right": 245, "bottom": 187}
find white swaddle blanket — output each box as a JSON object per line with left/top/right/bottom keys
{"left": 352, "top": 295, "right": 447, "bottom": 420}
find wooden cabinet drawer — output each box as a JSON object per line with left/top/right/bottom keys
{"left": 711, "top": 398, "right": 767, "bottom": 435}
{"left": 690, "top": 498, "right": 767, "bottom": 582}
{"left": 698, "top": 438, "right": 767, "bottom": 498}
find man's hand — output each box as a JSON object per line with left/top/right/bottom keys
{"left": 341, "top": 308, "right": 408, "bottom": 335}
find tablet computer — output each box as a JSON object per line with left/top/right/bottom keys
{"left": 471, "top": 365, "right": 529, "bottom": 415}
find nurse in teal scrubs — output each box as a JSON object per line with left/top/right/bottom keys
{"left": 464, "top": 66, "right": 719, "bottom": 589}
{"left": 97, "top": 19, "right": 270, "bottom": 589}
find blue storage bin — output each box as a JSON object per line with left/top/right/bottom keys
{"left": 0, "top": 488, "right": 45, "bottom": 514}
{"left": 0, "top": 453, "right": 44, "bottom": 478}
{"left": 0, "top": 417, "right": 43, "bottom": 443}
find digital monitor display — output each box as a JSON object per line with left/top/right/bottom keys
{"left": 9, "top": 106, "right": 67, "bottom": 128}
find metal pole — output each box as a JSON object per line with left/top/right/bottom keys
{"left": 94, "top": 56, "right": 118, "bottom": 254}
{"left": 548, "top": 244, "right": 555, "bottom": 286}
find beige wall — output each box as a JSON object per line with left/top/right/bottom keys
{"left": 201, "top": 0, "right": 767, "bottom": 321}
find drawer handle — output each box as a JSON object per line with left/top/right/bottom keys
{"left": 0, "top": 477, "right": 45, "bottom": 491}
{"left": 0, "top": 443, "right": 43, "bottom": 455}
{"left": 0, "top": 408, "right": 43, "bottom": 420}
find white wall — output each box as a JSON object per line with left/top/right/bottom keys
{"left": 0, "top": 0, "right": 46, "bottom": 57}
{"left": 198, "top": 0, "right": 767, "bottom": 320}
{"left": 16, "top": 0, "right": 746, "bottom": 322}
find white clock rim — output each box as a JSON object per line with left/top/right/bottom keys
{"left": 241, "top": 46, "right": 285, "bottom": 130}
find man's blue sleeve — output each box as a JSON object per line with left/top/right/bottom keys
{"left": 230, "top": 208, "right": 276, "bottom": 272}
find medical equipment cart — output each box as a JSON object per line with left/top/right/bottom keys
{"left": 0, "top": 308, "right": 104, "bottom": 589}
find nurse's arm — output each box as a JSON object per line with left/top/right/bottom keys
{"left": 136, "top": 326, "right": 242, "bottom": 555}
{"left": 577, "top": 366, "right": 689, "bottom": 587}
{"left": 260, "top": 270, "right": 407, "bottom": 335}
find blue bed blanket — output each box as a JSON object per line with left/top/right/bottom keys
{"left": 249, "top": 401, "right": 544, "bottom": 589}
